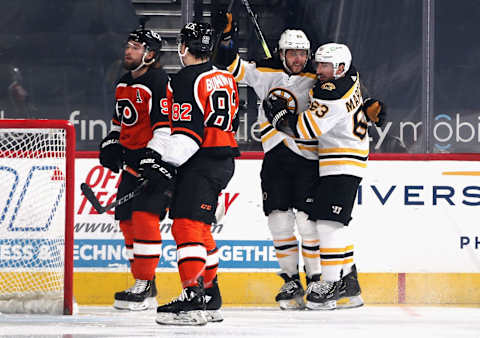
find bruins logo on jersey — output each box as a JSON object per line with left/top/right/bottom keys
{"left": 320, "top": 82, "right": 336, "bottom": 91}
{"left": 266, "top": 87, "right": 298, "bottom": 114}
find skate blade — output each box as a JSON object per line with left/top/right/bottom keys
{"left": 205, "top": 309, "right": 224, "bottom": 322}
{"left": 337, "top": 295, "right": 364, "bottom": 309}
{"left": 306, "top": 300, "right": 336, "bottom": 310}
{"left": 278, "top": 297, "right": 306, "bottom": 310}
{"left": 113, "top": 297, "right": 157, "bottom": 311}
{"left": 156, "top": 310, "right": 208, "bottom": 326}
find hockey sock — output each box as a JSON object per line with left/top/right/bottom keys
{"left": 296, "top": 211, "right": 321, "bottom": 277}
{"left": 316, "top": 220, "right": 347, "bottom": 281}
{"left": 268, "top": 210, "right": 299, "bottom": 277}
{"left": 342, "top": 226, "right": 355, "bottom": 275}
{"left": 131, "top": 211, "right": 162, "bottom": 280}
{"left": 119, "top": 219, "right": 135, "bottom": 275}
{"left": 203, "top": 225, "right": 219, "bottom": 288}
{"left": 172, "top": 218, "right": 207, "bottom": 288}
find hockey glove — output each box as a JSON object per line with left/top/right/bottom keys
{"left": 99, "top": 131, "right": 122, "bottom": 173}
{"left": 364, "top": 98, "right": 387, "bottom": 128}
{"left": 138, "top": 148, "right": 176, "bottom": 192}
{"left": 212, "top": 11, "right": 238, "bottom": 42}
{"left": 262, "top": 94, "right": 292, "bottom": 130}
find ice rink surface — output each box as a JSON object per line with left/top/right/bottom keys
{"left": 0, "top": 305, "right": 479, "bottom": 337}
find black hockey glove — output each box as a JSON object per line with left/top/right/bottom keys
{"left": 364, "top": 98, "right": 387, "bottom": 128}
{"left": 262, "top": 94, "right": 292, "bottom": 130}
{"left": 212, "top": 11, "right": 238, "bottom": 42}
{"left": 138, "top": 148, "right": 176, "bottom": 192}
{"left": 99, "top": 131, "right": 122, "bottom": 173}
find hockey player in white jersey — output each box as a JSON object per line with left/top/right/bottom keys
{"left": 213, "top": 13, "right": 363, "bottom": 309}
{"left": 263, "top": 43, "right": 386, "bottom": 310}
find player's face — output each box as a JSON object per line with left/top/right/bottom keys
{"left": 316, "top": 62, "right": 334, "bottom": 82}
{"left": 284, "top": 49, "right": 308, "bottom": 74}
{"left": 123, "top": 40, "right": 145, "bottom": 70}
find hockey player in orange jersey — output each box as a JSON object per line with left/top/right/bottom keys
{"left": 136, "top": 22, "right": 240, "bottom": 326}
{"left": 98, "top": 22, "right": 171, "bottom": 311}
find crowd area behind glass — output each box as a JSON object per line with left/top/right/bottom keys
{"left": 0, "top": 0, "right": 479, "bottom": 154}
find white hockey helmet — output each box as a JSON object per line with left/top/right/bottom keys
{"left": 314, "top": 43, "right": 352, "bottom": 79}
{"left": 278, "top": 29, "right": 310, "bottom": 73}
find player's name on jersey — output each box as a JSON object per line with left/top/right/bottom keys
{"left": 205, "top": 73, "right": 235, "bottom": 92}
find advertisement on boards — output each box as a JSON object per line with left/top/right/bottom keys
{"left": 74, "top": 157, "right": 480, "bottom": 273}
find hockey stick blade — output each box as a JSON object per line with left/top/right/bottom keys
{"left": 80, "top": 165, "right": 146, "bottom": 214}
{"left": 80, "top": 183, "right": 106, "bottom": 214}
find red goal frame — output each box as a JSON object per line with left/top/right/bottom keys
{"left": 0, "top": 119, "right": 75, "bottom": 315}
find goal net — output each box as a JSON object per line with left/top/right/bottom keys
{"left": 0, "top": 119, "right": 75, "bottom": 314}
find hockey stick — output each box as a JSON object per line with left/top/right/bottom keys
{"left": 239, "top": 0, "right": 272, "bottom": 58}
{"left": 80, "top": 165, "right": 147, "bottom": 214}
{"left": 82, "top": 165, "right": 227, "bottom": 222}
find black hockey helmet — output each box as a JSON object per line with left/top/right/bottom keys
{"left": 128, "top": 17, "right": 162, "bottom": 55}
{"left": 128, "top": 28, "right": 162, "bottom": 54}
{"left": 178, "top": 22, "right": 214, "bottom": 56}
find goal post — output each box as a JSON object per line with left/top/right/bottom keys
{"left": 0, "top": 119, "right": 75, "bottom": 314}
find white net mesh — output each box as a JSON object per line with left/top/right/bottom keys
{"left": 0, "top": 127, "right": 67, "bottom": 314}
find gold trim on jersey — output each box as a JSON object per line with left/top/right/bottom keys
{"left": 255, "top": 67, "right": 316, "bottom": 79}
{"left": 261, "top": 129, "right": 279, "bottom": 143}
{"left": 260, "top": 123, "right": 279, "bottom": 143}
{"left": 296, "top": 143, "right": 317, "bottom": 152}
{"left": 319, "top": 160, "right": 367, "bottom": 168}
{"left": 341, "top": 73, "right": 360, "bottom": 99}
{"left": 257, "top": 67, "right": 284, "bottom": 73}
{"left": 298, "top": 111, "right": 323, "bottom": 139}
{"left": 236, "top": 62, "right": 246, "bottom": 82}
{"left": 227, "top": 54, "right": 240, "bottom": 73}
{"left": 283, "top": 138, "right": 318, "bottom": 153}
{"left": 228, "top": 55, "right": 247, "bottom": 82}
{"left": 298, "top": 114, "right": 311, "bottom": 140}
{"left": 318, "top": 147, "right": 369, "bottom": 155}
{"left": 305, "top": 110, "right": 322, "bottom": 135}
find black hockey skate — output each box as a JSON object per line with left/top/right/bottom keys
{"left": 306, "top": 279, "right": 340, "bottom": 310}
{"left": 205, "top": 276, "right": 223, "bottom": 322}
{"left": 306, "top": 273, "right": 321, "bottom": 288}
{"left": 337, "top": 264, "right": 364, "bottom": 309}
{"left": 156, "top": 280, "right": 207, "bottom": 326}
{"left": 113, "top": 278, "right": 157, "bottom": 311}
{"left": 275, "top": 273, "right": 305, "bottom": 310}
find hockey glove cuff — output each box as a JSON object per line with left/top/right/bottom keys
{"left": 212, "top": 11, "right": 238, "bottom": 42}
{"left": 139, "top": 149, "right": 176, "bottom": 188}
{"left": 99, "top": 131, "right": 122, "bottom": 173}
{"left": 263, "top": 94, "right": 292, "bottom": 130}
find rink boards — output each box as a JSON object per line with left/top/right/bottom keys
{"left": 3, "top": 154, "right": 480, "bottom": 305}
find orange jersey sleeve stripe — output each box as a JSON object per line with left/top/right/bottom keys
{"left": 152, "top": 121, "right": 170, "bottom": 130}
{"left": 202, "top": 127, "right": 238, "bottom": 148}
